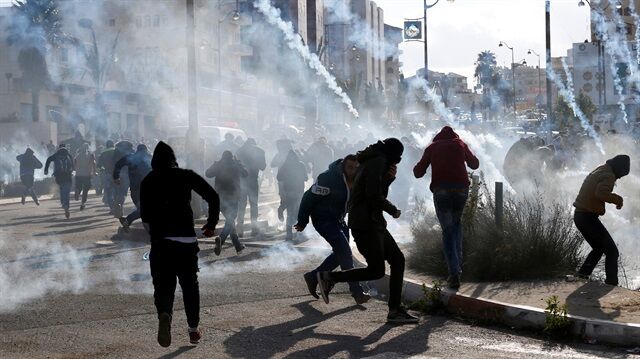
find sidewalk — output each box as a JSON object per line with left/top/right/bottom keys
{"left": 352, "top": 248, "right": 640, "bottom": 346}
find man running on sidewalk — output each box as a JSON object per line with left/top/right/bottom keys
{"left": 295, "top": 154, "right": 370, "bottom": 305}
{"left": 140, "top": 141, "right": 220, "bottom": 347}
{"left": 44, "top": 144, "right": 74, "bottom": 218}
{"left": 16, "top": 147, "right": 42, "bottom": 206}
{"left": 316, "top": 138, "right": 418, "bottom": 324}
{"left": 114, "top": 144, "right": 152, "bottom": 229}
{"left": 413, "top": 126, "right": 480, "bottom": 289}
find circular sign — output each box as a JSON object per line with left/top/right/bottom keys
{"left": 583, "top": 71, "right": 593, "bottom": 81}
{"left": 583, "top": 83, "right": 593, "bottom": 93}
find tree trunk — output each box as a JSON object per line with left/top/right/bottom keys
{"left": 31, "top": 90, "right": 39, "bottom": 122}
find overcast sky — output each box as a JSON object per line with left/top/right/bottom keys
{"left": 376, "top": 0, "right": 592, "bottom": 83}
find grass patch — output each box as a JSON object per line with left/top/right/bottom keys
{"left": 408, "top": 176, "right": 584, "bottom": 281}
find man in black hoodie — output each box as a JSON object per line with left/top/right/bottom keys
{"left": 44, "top": 144, "right": 74, "bottom": 218}
{"left": 316, "top": 138, "right": 419, "bottom": 324}
{"left": 140, "top": 141, "right": 220, "bottom": 347}
{"left": 277, "top": 150, "right": 308, "bottom": 241}
{"left": 235, "top": 138, "right": 266, "bottom": 237}
{"left": 16, "top": 147, "right": 43, "bottom": 205}
{"left": 205, "top": 150, "right": 248, "bottom": 255}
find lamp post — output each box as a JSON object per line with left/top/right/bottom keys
{"left": 423, "top": 0, "right": 455, "bottom": 82}
{"left": 217, "top": 0, "right": 240, "bottom": 124}
{"left": 499, "top": 41, "right": 517, "bottom": 117}
{"left": 527, "top": 49, "right": 542, "bottom": 108}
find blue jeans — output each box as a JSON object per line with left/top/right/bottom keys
{"left": 309, "top": 220, "right": 364, "bottom": 296}
{"left": 433, "top": 189, "right": 469, "bottom": 277}
{"left": 59, "top": 181, "right": 72, "bottom": 210}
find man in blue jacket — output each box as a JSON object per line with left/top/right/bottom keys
{"left": 295, "top": 154, "right": 370, "bottom": 304}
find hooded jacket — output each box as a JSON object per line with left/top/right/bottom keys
{"left": 16, "top": 148, "right": 42, "bottom": 177}
{"left": 205, "top": 151, "right": 248, "bottom": 198}
{"left": 304, "top": 140, "right": 335, "bottom": 181}
{"left": 236, "top": 139, "right": 266, "bottom": 179}
{"left": 44, "top": 147, "right": 74, "bottom": 183}
{"left": 413, "top": 126, "right": 479, "bottom": 192}
{"left": 297, "top": 159, "right": 350, "bottom": 227}
{"left": 140, "top": 142, "right": 220, "bottom": 238}
{"left": 74, "top": 144, "right": 96, "bottom": 177}
{"left": 113, "top": 147, "right": 152, "bottom": 187}
{"left": 574, "top": 155, "right": 630, "bottom": 215}
{"left": 348, "top": 142, "right": 399, "bottom": 230}
{"left": 277, "top": 150, "right": 308, "bottom": 196}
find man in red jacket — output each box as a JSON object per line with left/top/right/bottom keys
{"left": 413, "top": 126, "right": 479, "bottom": 289}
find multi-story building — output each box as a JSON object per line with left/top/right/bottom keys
{"left": 572, "top": 40, "right": 639, "bottom": 127}
{"left": 0, "top": 0, "right": 261, "bottom": 146}
{"left": 383, "top": 24, "right": 402, "bottom": 93}
{"left": 590, "top": 0, "right": 640, "bottom": 42}
{"left": 499, "top": 64, "right": 547, "bottom": 110}
{"left": 325, "top": 0, "right": 385, "bottom": 91}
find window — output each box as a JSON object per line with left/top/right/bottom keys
{"left": 153, "top": 15, "right": 160, "bottom": 27}
{"left": 109, "top": 18, "right": 116, "bottom": 27}
{"left": 144, "top": 15, "right": 152, "bottom": 28}
{"left": 135, "top": 16, "right": 142, "bottom": 28}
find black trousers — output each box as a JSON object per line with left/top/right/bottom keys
{"left": 75, "top": 175, "right": 92, "bottom": 204}
{"left": 575, "top": 211, "right": 619, "bottom": 285}
{"left": 330, "top": 228, "right": 405, "bottom": 309}
{"left": 20, "top": 175, "right": 38, "bottom": 203}
{"left": 150, "top": 238, "right": 200, "bottom": 328}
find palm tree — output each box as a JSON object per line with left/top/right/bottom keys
{"left": 6, "top": 0, "right": 69, "bottom": 122}
{"left": 474, "top": 50, "right": 497, "bottom": 90}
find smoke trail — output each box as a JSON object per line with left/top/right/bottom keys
{"left": 253, "top": 0, "right": 359, "bottom": 118}
{"left": 629, "top": 1, "right": 640, "bottom": 76}
{"left": 592, "top": 11, "right": 629, "bottom": 123}
{"left": 547, "top": 61, "right": 605, "bottom": 153}
{"left": 323, "top": 0, "right": 399, "bottom": 61}
{"left": 609, "top": 4, "right": 640, "bottom": 89}
{"left": 408, "top": 77, "right": 512, "bottom": 191}
{"left": 560, "top": 58, "right": 606, "bottom": 153}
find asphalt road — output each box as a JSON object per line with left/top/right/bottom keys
{"left": 0, "top": 195, "right": 634, "bottom": 358}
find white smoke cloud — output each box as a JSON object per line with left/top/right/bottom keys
{"left": 253, "top": 0, "right": 359, "bottom": 118}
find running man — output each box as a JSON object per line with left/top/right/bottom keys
{"left": 316, "top": 138, "right": 418, "bottom": 324}
{"left": 295, "top": 154, "right": 370, "bottom": 304}
{"left": 140, "top": 141, "right": 220, "bottom": 347}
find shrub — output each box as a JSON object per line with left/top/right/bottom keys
{"left": 544, "top": 295, "right": 572, "bottom": 336}
{"left": 408, "top": 177, "right": 584, "bottom": 281}
{"left": 409, "top": 281, "right": 446, "bottom": 315}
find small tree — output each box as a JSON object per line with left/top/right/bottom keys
{"left": 6, "top": 0, "right": 69, "bottom": 122}
{"left": 576, "top": 91, "right": 597, "bottom": 125}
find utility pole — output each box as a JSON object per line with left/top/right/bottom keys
{"left": 186, "top": 0, "right": 203, "bottom": 217}
{"left": 545, "top": 0, "right": 553, "bottom": 144}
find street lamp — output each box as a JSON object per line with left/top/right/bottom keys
{"left": 423, "top": 0, "right": 455, "bottom": 82}
{"left": 499, "top": 41, "right": 517, "bottom": 117}
{"left": 527, "top": 49, "right": 542, "bottom": 108}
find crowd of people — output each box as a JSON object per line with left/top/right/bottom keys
{"left": 7, "top": 125, "right": 632, "bottom": 348}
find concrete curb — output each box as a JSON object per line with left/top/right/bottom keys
{"left": 239, "top": 239, "right": 640, "bottom": 345}
{"left": 365, "top": 267, "right": 640, "bottom": 346}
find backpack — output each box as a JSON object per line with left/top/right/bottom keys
{"left": 57, "top": 154, "right": 74, "bottom": 176}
